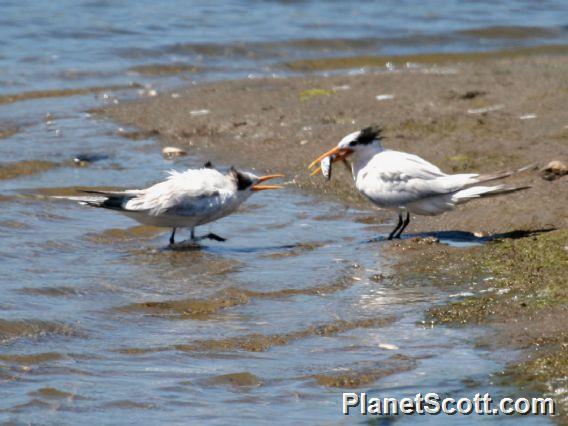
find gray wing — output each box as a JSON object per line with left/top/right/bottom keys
{"left": 361, "top": 151, "right": 478, "bottom": 206}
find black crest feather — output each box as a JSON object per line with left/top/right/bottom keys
{"left": 229, "top": 166, "right": 254, "bottom": 190}
{"left": 355, "top": 126, "right": 383, "bottom": 145}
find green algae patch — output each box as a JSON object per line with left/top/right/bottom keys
{"left": 299, "top": 88, "right": 335, "bottom": 101}
{"left": 425, "top": 230, "right": 567, "bottom": 325}
{"left": 501, "top": 346, "right": 568, "bottom": 417}
{"left": 393, "top": 230, "right": 567, "bottom": 417}
{"left": 0, "top": 160, "right": 60, "bottom": 180}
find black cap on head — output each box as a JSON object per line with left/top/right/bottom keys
{"left": 350, "top": 125, "right": 383, "bottom": 146}
{"left": 229, "top": 167, "right": 255, "bottom": 190}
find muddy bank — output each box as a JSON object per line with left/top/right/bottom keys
{"left": 118, "top": 316, "right": 394, "bottom": 355}
{"left": 0, "top": 160, "right": 60, "bottom": 181}
{"left": 117, "top": 274, "right": 355, "bottom": 320}
{"left": 104, "top": 54, "right": 567, "bottom": 235}
{"left": 311, "top": 354, "right": 417, "bottom": 388}
{"left": 0, "top": 83, "right": 141, "bottom": 106}
{"left": 391, "top": 229, "right": 568, "bottom": 416}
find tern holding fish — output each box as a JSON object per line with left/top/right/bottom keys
{"left": 78, "top": 166, "right": 284, "bottom": 245}
{"left": 309, "top": 126, "right": 530, "bottom": 240}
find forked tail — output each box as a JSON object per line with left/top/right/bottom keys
{"left": 472, "top": 164, "right": 535, "bottom": 186}
{"left": 452, "top": 184, "right": 530, "bottom": 204}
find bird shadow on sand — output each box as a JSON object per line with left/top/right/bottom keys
{"left": 362, "top": 228, "right": 555, "bottom": 246}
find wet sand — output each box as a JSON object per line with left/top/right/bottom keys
{"left": 389, "top": 229, "right": 568, "bottom": 414}
{"left": 105, "top": 53, "right": 567, "bottom": 235}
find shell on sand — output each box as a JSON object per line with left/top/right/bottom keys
{"left": 540, "top": 160, "right": 567, "bottom": 181}
{"left": 162, "top": 147, "right": 188, "bottom": 158}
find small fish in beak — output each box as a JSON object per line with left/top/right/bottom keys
{"left": 321, "top": 155, "right": 333, "bottom": 181}
{"left": 310, "top": 154, "right": 334, "bottom": 180}
{"left": 308, "top": 145, "right": 354, "bottom": 180}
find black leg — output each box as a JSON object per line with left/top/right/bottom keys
{"left": 204, "top": 232, "right": 226, "bottom": 242}
{"left": 169, "top": 228, "right": 177, "bottom": 245}
{"left": 394, "top": 212, "right": 411, "bottom": 239}
{"left": 387, "top": 214, "right": 404, "bottom": 240}
{"left": 190, "top": 228, "right": 195, "bottom": 240}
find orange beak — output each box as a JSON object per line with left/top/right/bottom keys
{"left": 308, "top": 146, "right": 353, "bottom": 176}
{"left": 251, "top": 174, "right": 285, "bottom": 191}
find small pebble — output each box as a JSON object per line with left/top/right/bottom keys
{"left": 162, "top": 147, "right": 188, "bottom": 158}
{"left": 467, "top": 105, "right": 504, "bottom": 114}
{"left": 190, "top": 109, "right": 209, "bottom": 116}
{"left": 376, "top": 94, "right": 395, "bottom": 101}
{"left": 519, "top": 114, "right": 537, "bottom": 120}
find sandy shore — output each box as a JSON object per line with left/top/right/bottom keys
{"left": 105, "top": 54, "right": 567, "bottom": 236}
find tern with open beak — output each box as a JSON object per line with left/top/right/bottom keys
{"left": 309, "top": 126, "right": 530, "bottom": 240}
{"left": 79, "top": 166, "right": 284, "bottom": 245}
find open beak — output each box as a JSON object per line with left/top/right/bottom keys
{"left": 251, "top": 174, "right": 285, "bottom": 191}
{"left": 308, "top": 146, "right": 353, "bottom": 176}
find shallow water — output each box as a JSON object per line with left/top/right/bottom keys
{"left": 0, "top": 106, "right": 551, "bottom": 424}
{"left": 0, "top": 1, "right": 562, "bottom": 423}
{"left": 1, "top": 0, "right": 568, "bottom": 97}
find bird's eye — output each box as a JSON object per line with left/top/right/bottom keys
{"left": 349, "top": 141, "right": 356, "bottom": 147}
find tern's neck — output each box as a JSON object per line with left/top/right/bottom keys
{"left": 350, "top": 144, "right": 384, "bottom": 178}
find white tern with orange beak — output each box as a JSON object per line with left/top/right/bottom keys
{"left": 79, "top": 166, "right": 284, "bottom": 244}
{"left": 309, "top": 126, "right": 530, "bottom": 240}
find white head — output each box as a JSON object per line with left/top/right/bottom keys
{"left": 308, "top": 126, "right": 383, "bottom": 174}
{"left": 228, "top": 167, "right": 285, "bottom": 202}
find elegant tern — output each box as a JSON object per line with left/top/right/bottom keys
{"left": 309, "top": 126, "right": 530, "bottom": 240}
{"left": 79, "top": 166, "right": 284, "bottom": 245}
